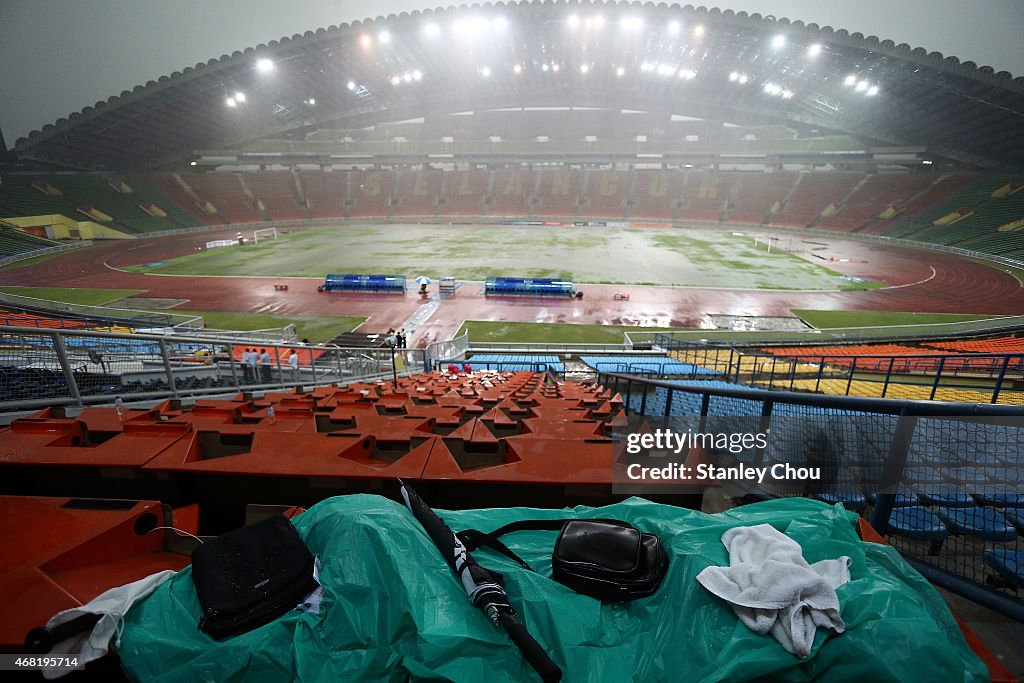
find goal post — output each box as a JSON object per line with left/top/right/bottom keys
{"left": 252, "top": 227, "right": 278, "bottom": 245}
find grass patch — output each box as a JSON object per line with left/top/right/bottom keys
{"left": 0, "top": 286, "right": 144, "bottom": 306}
{"left": 455, "top": 321, "right": 696, "bottom": 344}
{"left": 791, "top": 309, "right": 1009, "bottom": 329}
{"left": 168, "top": 311, "right": 365, "bottom": 344}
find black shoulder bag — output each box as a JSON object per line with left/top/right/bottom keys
{"left": 191, "top": 514, "right": 318, "bottom": 639}
{"left": 458, "top": 518, "right": 668, "bottom": 602}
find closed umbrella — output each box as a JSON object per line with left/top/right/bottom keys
{"left": 398, "top": 479, "right": 562, "bottom": 682}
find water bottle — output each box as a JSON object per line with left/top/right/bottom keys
{"left": 266, "top": 404, "right": 276, "bottom": 425}
{"left": 114, "top": 396, "right": 126, "bottom": 421}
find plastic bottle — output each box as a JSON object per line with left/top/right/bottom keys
{"left": 266, "top": 404, "right": 276, "bottom": 425}
{"left": 114, "top": 396, "right": 126, "bottom": 421}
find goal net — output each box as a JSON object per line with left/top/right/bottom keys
{"left": 252, "top": 227, "right": 278, "bottom": 245}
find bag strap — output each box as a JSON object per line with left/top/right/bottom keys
{"left": 458, "top": 518, "right": 630, "bottom": 571}
{"left": 457, "top": 519, "right": 569, "bottom": 570}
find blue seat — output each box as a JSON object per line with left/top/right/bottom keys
{"left": 936, "top": 507, "right": 1018, "bottom": 542}
{"left": 972, "top": 493, "right": 1024, "bottom": 508}
{"left": 915, "top": 485, "right": 976, "bottom": 507}
{"left": 813, "top": 492, "right": 868, "bottom": 512}
{"left": 886, "top": 506, "right": 949, "bottom": 543}
{"left": 866, "top": 491, "right": 919, "bottom": 507}
{"left": 982, "top": 549, "right": 1024, "bottom": 587}
{"left": 1001, "top": 509, "right": 1024, "bottom": 534}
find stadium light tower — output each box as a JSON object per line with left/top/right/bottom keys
{"left": 256, "top": 58, "right": 274, "bottom": 73}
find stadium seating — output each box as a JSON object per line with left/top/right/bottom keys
{"left": 579, "top": 171, "right": 629, "bottom": 219}
{"left": 579, "top": 355, "right": 721, "bottom": 377}
{"left": 151, "top": 173, "right": 222, "bottom": 225}
{"left": 678, "top": 172, "right": 736, "bottom": 223}
{"left": 347, "top": 170, "right": 394, "bottom": 218}
{"left": 727, "top": 172, "right": 799, "bottom": 225}
{"left": 177, "top": 172, "right": 262, "bottom": 223}
{"left": 770, "top": 172, "right": 863, "bottom": 228}
{"left": 0, "top": 225, "right": 59, "bottom": 257}
{"left": 391, "top": 170, "right": 442, "bottom": 217}
{"left": 533, "top": 170, "right": 583, "bottom": 217}
{"left": 439, "top": 170, "right": 488, "bottom": 215}
{"left": 244, "top": 171, "right": 307, "bottom": 221}
{"left": 630, "top": 171, "right": 684, "bottom": 220}
{"left": 488, "top": 170, "right": 535, "bottom": 216}
{"left": 816, "top": 173, "right": 936, "bottom": 231}
{"left": 924, "top": 337, "right": 1024, "bottom": 354}
{"left": 299, "top": 171, "right": 347, "bottom": 219}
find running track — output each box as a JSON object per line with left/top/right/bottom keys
{"left": 2, "top": 226, "right": 1022, "bottom": 348}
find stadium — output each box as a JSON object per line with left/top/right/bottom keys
{"left": 0, "top": 1, "right": 1023, "bottom": 680}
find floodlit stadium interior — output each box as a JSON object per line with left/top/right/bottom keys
{"left": 1, "top": 1, "right": 1023, "bottom": 680}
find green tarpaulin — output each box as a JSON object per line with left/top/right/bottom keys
{"left": 118, "top": 496, "right": 987, "bottom": 682}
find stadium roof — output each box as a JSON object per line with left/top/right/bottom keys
{"left": 10, "top": 1, "right": 1024, "bottom": 172}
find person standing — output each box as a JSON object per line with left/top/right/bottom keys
{"left": 248, "top": 347, "right": 259, "bottom": 384}
{"left": 288, "top": 349, "right": 299, "bottom": 383}
{"left": 259, "top": 348, "right": 272, "bottom": 383}
{"left": 240, "top": 347, "right": 252, "bottom": 384}
{"left": 398, "top": 328, "right": 407, "bottom": 349}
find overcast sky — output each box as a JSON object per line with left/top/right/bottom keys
{"left": 2, "top": 0, "right": 1022, "bottom": 146}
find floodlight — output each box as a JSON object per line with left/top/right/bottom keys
{"left": 360, "top": 34, "right": 371, "bottom": 48}
{"left": 807, "top": 43, "right": 822, "bottom": 57}
{"left": 413, "top": 70, "right": 423, "bottom": 81}
{"left": 922, "top": 159, "right": 933, "bottom": 165}
{"left": 668, "top": 20, "right": 681, "bottom": 35}
{"left": 513, "top": 63, "right": 522, "bottom": 74}
{"left": 856, "top": 80, "right": 869, "bottom": 92}
{"left": 403, "top": 72, "right": 413, "bottom": 83}
{"left": 580, "top": 64, "right": 590, "bottom": 74}
{"left": 379, "top": 31, "right": 391, "bottom": 44}
{"left": 729, "top": 71, "right": 739, "bottom": 82}
{"left": 190, "top": 161, "right": 197, "bottom": 166}
{"left": 658, "top": 64, "right": 675, "bottom": 77}
{"left": 480, "top": 66, "right": 491, "bottom": 77}
{"left": 843, "top": 74, "right": 857, "bottom": 86}
{"left": 225, "top": 97, "right": 237, "bottom": 107}
{"left": 567, "top": 15, "right": 580, "bottom": 29}
{"left": 616, "top": 66, "right": 626, "bottom": 77}
{"left": 424, "top": 23, "right": 441, "bottom": 38}
{"left": 542, "top": 63, "right": 550, "bottom": 72}
{"left": 693, "top": 25, "right": 704, "bottom": 37}
{"left": 256, "top": 58, "right": 274, "bottom": 73}
{"left": 738, "top": 74, "right": 749, "bottom": 84}
{"left": 347, "top": 80, "right": 357, "bottom": 91}
{"left": 593, "top": 15, "right": 605, "bottom": 29}
{"left": 306, "top": 98, "right": 316, "bottom": 106}
{"left": 781, "top": 90, "right": 794, "bottom": 99}
{"left": 679, "top": 69, "right": 696, "bottom": 79}
{"left": 552, "top": 63, "right": 560, "bottom": 72}
{"left": 390, "top": 76, "right": 401, "bottom": 86}
{"left": 493, "top": 16, "right": 508, "bottom": 30}
{"left": 867, "top": 85, "right": 879, "bottom": 96}
{"left": 235, "top": 91, "right": 246, "bottom": 102}
{"left": 771, "top": 35, "right": 786, "bottom": 49}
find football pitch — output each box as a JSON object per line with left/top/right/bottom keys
{"left": 134, "top": 223, "right": 863, "bottom": 290}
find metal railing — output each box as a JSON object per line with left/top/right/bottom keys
{"left": 622, "top": 315, "right": 1024, "bottom": 347}
{"left": 0, "top": 325, "right": 427, "bottom": 412}
{"left": 0, "top": 241, "right": 93, "bottom": 268}
{"left": 657, "top": 338, "right": 1024, "bottom": 405}
{"left": 597, "top": 369, "right": 1024, "bottom": 622}
{"left": 0, "top": 291, "right": 202, "bottom": 329}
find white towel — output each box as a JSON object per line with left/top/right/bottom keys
{"left": 696, "top": 524, "right": 851, "bottom": 658}
{"left": 42, "top": 569, "right": 176, "bottom": 679}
